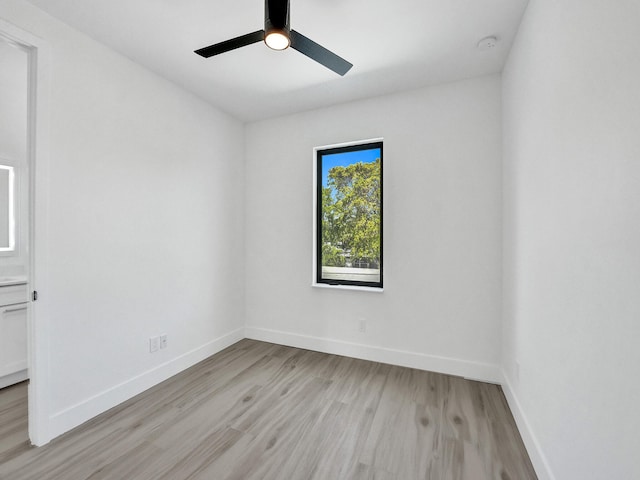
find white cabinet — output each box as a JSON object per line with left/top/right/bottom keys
{"left": 0, "top": 283, "right": 28, "bottom": 305}
{"left": 0, "top": 281, "right": 28, "bottom": 388}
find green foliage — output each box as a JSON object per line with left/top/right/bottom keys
{"left": 322, "top": 159, "right": 380, "bottom": 267}
{"left": 322, "top": 243, "right": 346, "bottom": 267}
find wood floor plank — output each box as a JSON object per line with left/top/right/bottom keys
{"left": 350, "top": 462, "right": 396, "bottom": 480}
{"left": 0, "top": 339, "right": 537, "bottom": 480}
{"left": 0, "top": 382, "right": 29, "bottom": 465}
{"left": 224, "top": 376, "right": 335, "bottom": 480}
{"left": 84, "top": 441, "right": 166, "bottom": 480}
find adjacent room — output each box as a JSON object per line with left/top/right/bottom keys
{"left": 0, "top": 0, "right": 638, "bottom": 479}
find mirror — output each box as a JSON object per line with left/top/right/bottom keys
{"left": 0, "top": 164, "right": 15, "bottom": 252}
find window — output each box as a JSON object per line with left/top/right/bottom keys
{"left": 315, "top": 140, "right": 383, "bottom": 289}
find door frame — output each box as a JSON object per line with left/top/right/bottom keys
{"left": 0, "top": 18, "right": 52, "bottom": 446}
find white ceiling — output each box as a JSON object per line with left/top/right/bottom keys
{"left": 26, "top": 0, "right": 529, "bottom": 122}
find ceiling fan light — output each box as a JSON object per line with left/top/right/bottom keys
{"left": 265, "top": 30, "right": 290, "bottom": 50}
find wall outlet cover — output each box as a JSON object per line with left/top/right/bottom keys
{"left": 149, "top": 336, "right": 159, "bottom": 353}
{"left": 358, "top": 319, "right": 367, "bottom": 333}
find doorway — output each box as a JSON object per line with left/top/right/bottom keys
{"left": 0, "top": 31, "right": 29, "bottom": 387}
{"left": 0, "top": 18, "right": 51, "bottom": 447}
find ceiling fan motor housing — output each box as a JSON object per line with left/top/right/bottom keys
{"left": 265, "top": 0, "right": 290, "bottom": 36}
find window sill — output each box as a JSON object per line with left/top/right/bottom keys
{"left": 312, "top": 283, "right": 384, "bottom": 293}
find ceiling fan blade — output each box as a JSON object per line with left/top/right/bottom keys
{"left": 290, "top": 30, "right": 353, "bottom": 76}
{"left": 195, "top": 30, "right": 265, "bottom": 58}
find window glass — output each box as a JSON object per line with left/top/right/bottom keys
{"left": 316, "top": 141, "right": 383, "bottom": 288}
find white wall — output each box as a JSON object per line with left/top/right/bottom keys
{"left": 0, "top": 38, "right": 27, "bottom": 162}
{"left": 502, "top": 1, "right": 640, "bottom": 479}
{"left": 0, "top": 39, "right": 26, "bottom": 163}
{"left": 1, "top": 0, "right": 245, "bottom": 440}
{"left": 245, "top": 75, "right": 503, "bottom": 381}
{"left": 0, "top": 38, "right": 28, "bottom": 274}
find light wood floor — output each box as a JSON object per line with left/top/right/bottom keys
{"left": 0, "top": 380, "right": 30, "bottom": 467}
{"left": 0, "top": 339, "right": 537, "bottom": 479}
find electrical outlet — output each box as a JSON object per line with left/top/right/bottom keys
{"left": 160, "top": 334, "right": 167, "bottom": 349}
{"left": 358, "top": 318, "right": 367, "bottom": 333}
{"left": 149, "top": 336, "right": 159, "bottom": 353}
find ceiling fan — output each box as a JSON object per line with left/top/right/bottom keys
{"left": 194, "top": 0, "right": 353, "bottom": 76}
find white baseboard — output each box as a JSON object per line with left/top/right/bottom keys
{"left": 0, "top": 369, "right": 28, "bottom": 390}
{"left": 245, "top": 326, "right": 502, "bottom": 384}
{"left": 501, "top": 371, "right": 556, "bottom": 480}
{"left": 48, "top": 328, "right": 244, "bottom": 440}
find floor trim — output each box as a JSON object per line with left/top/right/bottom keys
{"left": 501, "top": 372, "right": 556, "bottom": 480}
{"left": 0, "top": 370, "right": 29, "bottom": 390}
{"left": 245, "top": 326, "right": 502, "bottom": 384}
{"left": 48, "top": 327, "right": 244, "bottom": 440}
